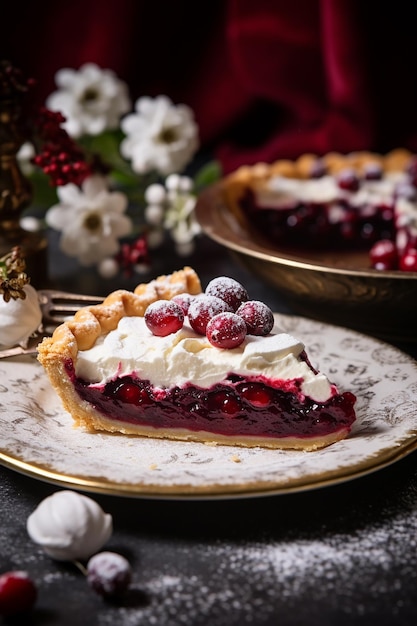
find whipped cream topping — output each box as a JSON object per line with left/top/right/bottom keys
{"left": 260, "top": 171, "right": 407, "bottom": 209}
{"left": 75, "top": 317, "right": 334, "bottom": 403}
{"left": 0, "top": 284, "right": 42, "bottom": 347}
{"left": 26, "top": 490, "right": 113, "bottom": 561}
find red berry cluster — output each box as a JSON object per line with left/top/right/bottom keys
{"left": 116, "top": 236, "right": 150, "bottom": 277}
{"left": 144, "top": 275, "right": 275, "bottom": 349}
{"left": 31, "top": 107, "right": 91, "bottom": 187}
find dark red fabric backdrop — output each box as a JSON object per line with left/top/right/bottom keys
{"left": 3, "top": 0, "right": 417, "bottom": 173}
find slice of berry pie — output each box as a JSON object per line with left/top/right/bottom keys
{"left": 37, "top": 267, "right": 356, "bottom": 451}
{"left": 222, "top": 148, "right": 417, "bottom": 271}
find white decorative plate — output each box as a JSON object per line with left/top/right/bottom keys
{"left": 1, "top": 315, "right": 416, "bottom": 499}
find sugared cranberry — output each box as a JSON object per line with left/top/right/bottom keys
{"left": 239, "top": 383, "right": 273, "bottom": 407}
{"left": 369, "top": 239, "right": 398, "bottom": 270}
{"left": 236, "top": 300, "right": 274, "bottom": 336}
{"left": 206, "top": 312, "right": 247, "bottom": 349}
{"left": 172, "top": 292, "right": 195, "bottom": 315}
{"left": 363, "top": 162, "right": 383, "bottom": 180}
{"left": 145, "top": 300, "right": 184, "bottom": 336}
{"left": 337, "top": 168, "right": 360, "bottom": 192}
{"left": 0, "top": 571, "right": 37, "bottom": 616}
{"left": 205, "top": 276, "right": 249, "bottom": 311}
{"left": 114, "top": 382, "right": 151, "bottom": 405}
{"left": 87, "top": 552, "right": 132, "bottom": 598}
{"left": 188, "top": 295, "right": 232, "bottom": 335}
{"left": 399, "top": 248, "right": 417, "bottom": 272}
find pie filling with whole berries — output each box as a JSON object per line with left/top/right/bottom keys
{"left": 38, "top": 266, "right": 356, "bottom": 451}
{"left": 222, "top": 148, "right": 417, "bottom": 271}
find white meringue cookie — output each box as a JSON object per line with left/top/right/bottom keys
{"left": 0, "top": 284, "right": 42, "bottom": 347}
{"left": 26, "top": 490, "right": 113, "bottom": 561}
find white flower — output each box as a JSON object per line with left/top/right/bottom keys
{"left": 120, "top": 95, "right": 199, "bottom": 175}
{"left": 46, "top": 63, "right": 131, "bottom": 138}
{"left": 167, "top": 193, "right": 201, "bottom": 256}
{"left": 143, "top": 175, "right": 201, "bottom": 255}
{"left": 46, "top": 175, "right": 132, "bottom": 266}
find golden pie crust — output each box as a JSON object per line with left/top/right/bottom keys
{"left": 37, "top": 266, "right": 353, "bottom": 451}
{"left": 37, "top": 266, "right": 202, "bottom": 432}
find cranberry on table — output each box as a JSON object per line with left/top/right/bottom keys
{"left": 145, "top": 300, "right": 184, "bottom": 336}
{"left": 206, "top": 312, "right": 247, "bottom": 349}
{"left": 0, "top": 571, "right": 37, "bottom": 616}
{"left": 87, "top": 552, "right": 132, "bottom": 599}
{"left": 205, "top": 276, "right": 249, "bottom": 311}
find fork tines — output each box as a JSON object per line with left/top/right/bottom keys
{"left": 38, "top": 289, "right": 103, "bottom": 326}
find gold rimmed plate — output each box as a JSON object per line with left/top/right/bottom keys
{"left": 195, "top": 182, "right": 417, "bottom": 343}
{"left": 1, "top": 315, "right": 417, "bottom": 499}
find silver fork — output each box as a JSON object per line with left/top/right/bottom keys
{"left": 0, "top": 289, "right": 103, "bottom": 359}
{"left": 37, "top": 289, "right": 104, "bottom": 328}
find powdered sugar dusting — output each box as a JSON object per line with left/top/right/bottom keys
{"left": 3, "top": 503, "right": 416, "bottom": 624}
{"left": 236, "top": 300, "right": 275, "bottom": 335}
{"left": 76, "top": 500, "right": 417, "bottom": 624}
{"left": 205, "top": 276, "right": 249, "bottom": 311}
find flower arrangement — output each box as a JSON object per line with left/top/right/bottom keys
{"left": 18, "top": 63, "right": 221, "bottom": 278}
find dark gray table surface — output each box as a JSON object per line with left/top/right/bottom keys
{"left": 1, "top": 234, "right": 417, "bottom": 626}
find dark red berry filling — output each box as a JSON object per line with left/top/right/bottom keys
{"left": 240, "top": 188, "right": 395, "bottom": 250}
{"left": 66, "top": 360, "right": 356, "bottom": 441}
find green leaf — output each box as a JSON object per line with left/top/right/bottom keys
{"left": 193, "top": 160, "right": 222, "bottom": 192}
{"left": 26, "top": 170, "right": 59, "bottom": 208}
{"left": 79, "top": 130, "right": 138, "bottom": 181}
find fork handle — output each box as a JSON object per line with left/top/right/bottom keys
{"left": 37, "top": 290, "right": 104, "bottom": 304}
